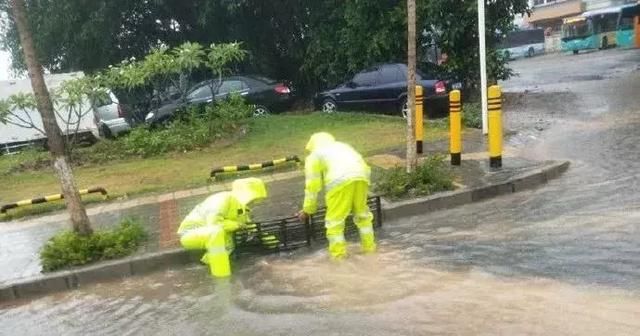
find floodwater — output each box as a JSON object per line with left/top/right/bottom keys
{"left": 2, "top": 49, "right": 640, "bottom": 335}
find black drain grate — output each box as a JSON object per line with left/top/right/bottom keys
{"left": 233, "top": 196, "right": 382, "bottom": 256}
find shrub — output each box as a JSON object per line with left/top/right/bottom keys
{"left": 119, "top": 94, "right": 252, "bottom": 158}
{"left": 0, "top": 147, "right": 50, "bottom": 175}
{"left": 462, "top": 102, "right": 482, "bottom": 129}
{"left": 40, "top": 218, "right": 147, "bottom": 272}
{"left": 375, "top": 155, "right": 454, "bottom": 200}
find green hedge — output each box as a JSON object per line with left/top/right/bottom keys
{"left": 375, "top": 155, "right": 454, "bottom": 200}
{"left": 40, "top": 218, "right": 147, "bottom": 272}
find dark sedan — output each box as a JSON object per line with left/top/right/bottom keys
{"left": 314, "top": 63, "right": 454, "bottom": 118}
{"left": 145, "top": 75, "right": 293, "bottom": 124}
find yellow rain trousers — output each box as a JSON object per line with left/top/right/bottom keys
{"left": 178, "top": 178, "right": 267, "bottom": 277}
{"left": 303, "top": 132, "right": 376, "bottom": 259}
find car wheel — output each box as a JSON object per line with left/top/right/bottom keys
{"left": 504, "top": 50, "right": 511, "bottom": 60}
{"left": 573, "top": 50, "right": 579, "bottom": 55}
{"left": 400, "top": 98, "right": 409, "bottom": 119}
{"left": 253, "top": 105, "right": 270, "bottom": 117}
{"left": 322, "top": 99, "right": 337, "bottom": 114}
{"left": 100, "top": 124, "right": 113, "bottom": 139}
{"left": 527, "top": 47, "right": 534, "bottom": 58}
{"left": 601, "top": 36, "right": 608, "bottom": 49}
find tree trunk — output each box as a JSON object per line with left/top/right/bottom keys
{"left": 9, "top": 0, "right": 92, "bottom": 235}
{"left": 406, "top": 0, "right": 417, "bottom": 173}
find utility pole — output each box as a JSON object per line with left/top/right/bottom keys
{"left": 406, "top": 0, "right": 418, "bottom": 173}
{"left": 9, "top": 0, "right": 93, "bottom": 235}
{"left": 478, "top": 0, "right": 489, "bottom": 135}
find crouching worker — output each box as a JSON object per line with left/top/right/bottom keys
{"left": 178, "top": 177, "right": 267, "bottom": 278}
{"left": 297, "top": 132, "right": 376, "bottom": 260}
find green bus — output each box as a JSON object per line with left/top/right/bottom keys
{"left": 616, "top": 4, "right": 640, "bottom": 49}
{"left": 561, "top": 5, "right": 633, "bottom": 54}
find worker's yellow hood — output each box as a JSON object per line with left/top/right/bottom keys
{"left": 305, "top": 132, "right": 335, "bottom": 152}
{"left": 231, "top": 177, "right": 267, "bottom": 206}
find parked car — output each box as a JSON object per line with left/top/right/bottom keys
{"left": 144, "top": 75, "right": 293, "bottom": 125}
{"left": 91, "top": 91, "right": 132, "bottom": 138}
{"left": 313, "top": 63, "right": 454, "bottom": 118}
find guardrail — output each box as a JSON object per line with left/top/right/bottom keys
{"left": 210, "top": 155, "right": 301, "bottom": 180}
{"left": 233, "top": 196, "right": 383, "bottom": 256}
{"left": 1, "top": 187, "right": 108, "bottom": 214}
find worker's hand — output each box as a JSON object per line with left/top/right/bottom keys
{"left": 297, "top": 210, "right": 309, "bottom": 223}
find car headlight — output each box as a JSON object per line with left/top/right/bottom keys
{"left": 145, "top": 112, "right": 154, "bottom": 121}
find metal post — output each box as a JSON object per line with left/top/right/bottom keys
{"left": 415, "top": 85, "right": 424, "bottom": 154}
{"left": 478, "top": 0, "right": 489, "bottom": 135}
{"left": 449, "top": 90, "right": 462, "bottom": 165}
{"left": 488, "top": 85, "right": 503, "bottom": 169}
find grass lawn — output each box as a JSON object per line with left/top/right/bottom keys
{"left": 0, "top": 113, "right": 449, "bottom": 219}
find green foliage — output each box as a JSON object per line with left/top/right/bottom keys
{"left": 463, "top": 102, "right": 482, "bottom": 129}
{"left": 375, "top": 155, "right": 454, "bottom": 200}
{"left": 40, "top": 218, "right": 147, "bottom": 272}
{"left": 0, "top": 147, "right": 50, "bottom": 175}
{"left": 97, "top": 94, "right": 252, "bottom": 158}
{"left": 97, "top": 41, "right": 246, "bottom": 121}
{"left": 1, "top": 0, "right": 527, "bottom": 96}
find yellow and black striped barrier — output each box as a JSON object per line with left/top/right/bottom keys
{"left": 1, "top": 187, "right": 109, "bottom": 214}
{"left": 488, "top": 85, "right": 503, "bottom": 169}
{"left": 415, "top": 85, "right": 425, "bottom": 154}
{"left": 210, "top": 156, "right": 301, "bottom": 180}
{"left": 449, "top": 90, "right": 462, "bottom": 166}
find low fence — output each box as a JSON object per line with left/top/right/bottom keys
{"left": 1, "top": 187, "right": 109, "bottom": 214}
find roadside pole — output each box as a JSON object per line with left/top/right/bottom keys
{"left": 477, "top": 0, "right": 489, "bottom": 135}
{"left": 406, "top": 0, "right": 418, "bottom": 172}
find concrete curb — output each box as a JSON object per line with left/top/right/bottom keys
{"left": 0, "top": 160, "right": 570, "bottom": 303}
{"left": 0, "top": 249, "right": 200, "bottom": 303}
{"left": 383, "top": 160, "right": 570, "bottom": 222}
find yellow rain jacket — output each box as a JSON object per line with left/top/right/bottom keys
{"left": 178, "top": 177, "right": 267, "bottom": 277}
{"left": 302, "top": 132, "right": 371, "bottom": 214}
{"left": 178, "top": 177, "right": 267, "bottom": 234}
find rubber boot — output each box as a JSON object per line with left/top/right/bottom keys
{"left": 206, "top": 230, "right": 231, "bottom": 278}
{"left": 360, "top": 233, "right": 377, "bottom": 254}
{"left": 328, "top": 237, "right": 347, "bottom": 260}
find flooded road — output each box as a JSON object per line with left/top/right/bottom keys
{"left": 2, "top": 49, "right": 640, "bottom": 335}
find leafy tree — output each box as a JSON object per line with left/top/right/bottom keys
{"left": 6, "top": 0, "right": 92, "bottom": 235}
{"left": 1, "top": 0, "right": 529, "bottom": 98}
{"left": 423, "top": 1, "right": 530, "bottom": 92}
{"left": 96, "top": 42, "right": 246, "bottom": 121}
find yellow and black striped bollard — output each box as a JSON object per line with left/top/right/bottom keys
{"left": 449, "top": 90, "right": 462, "bottom": 166}
{"left": 210, "top": 156, "right": 301, "bottom": 180}
{"left": 1, "top": 187, "right": 108, "bottom": 214}
{"left": 415, "top": 85, "right": 424, "bottom": 154}
{"left": 488, "top": 85, "right": 503, "bottom": 169}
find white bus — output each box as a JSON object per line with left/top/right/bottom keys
{"left": 498, "top": 28, "right": 546, "bottom": 60}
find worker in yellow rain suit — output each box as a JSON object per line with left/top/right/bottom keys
{"left": 297, "top": 132, "right": 376, "bottom": 259}
{"left": 178, "top": 177, "right": 268, "bottom": 277}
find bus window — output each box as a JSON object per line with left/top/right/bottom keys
{"left": 562, "top": 20, "right": 592, "bottom": 40}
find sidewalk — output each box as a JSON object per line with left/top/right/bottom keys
{"left": 0, "top": 129, "right": 560, "bottom": 285}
